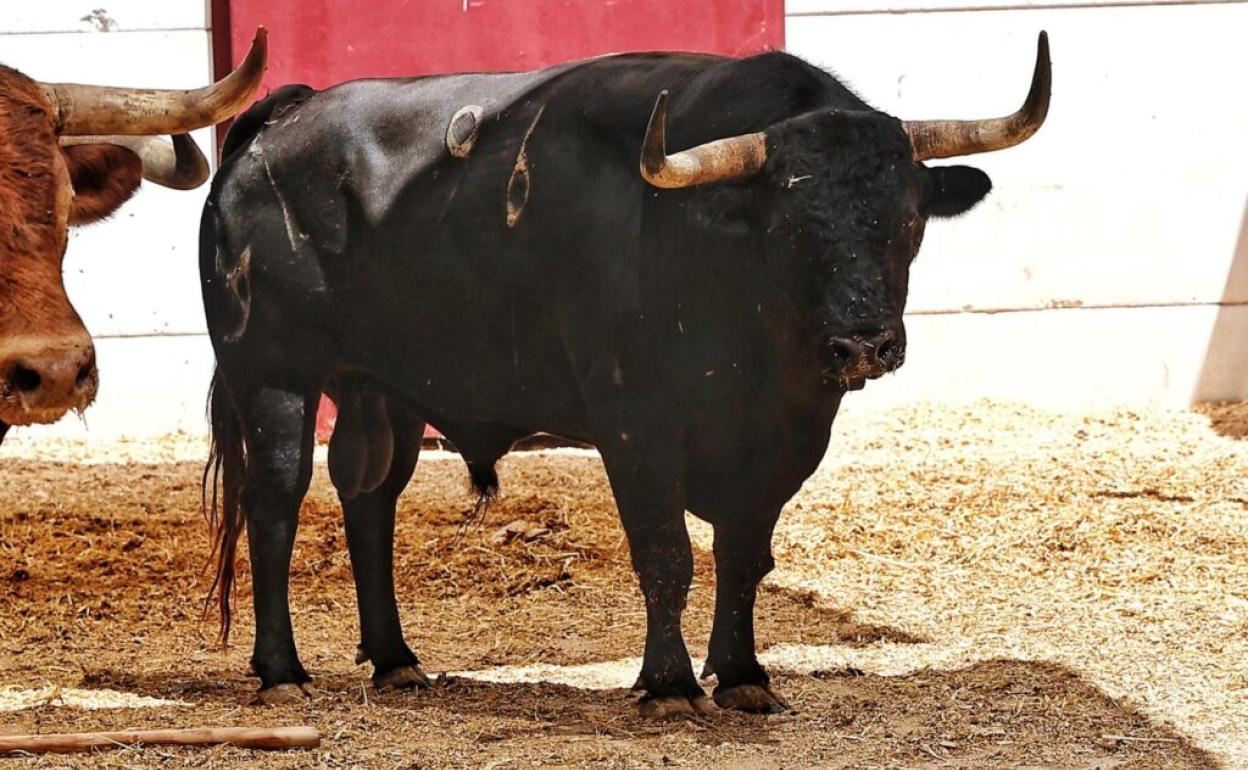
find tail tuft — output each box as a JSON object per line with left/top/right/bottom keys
{"left": 467, "top": 461, "right": 499, "bottom": 503}
{"left": 456, "top": 460, "right": 498, "bottom": 535}
{"left": 202, "top": 368, "right": 247, "bottom": 645}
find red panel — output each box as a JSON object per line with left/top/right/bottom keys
{"left": 220, "top": 0, "right": 783, "bottom": 442}
{"left": 221, "top": 0, "right": 783, "bottom": 88}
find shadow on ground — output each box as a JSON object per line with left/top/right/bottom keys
{"left": 0, "top": 453, "right": 1220, "bottom": 768}
{"left": 29, "top": 657, "right": 1218, "bottom": 770}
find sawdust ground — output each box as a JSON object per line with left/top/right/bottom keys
{"left": 0, "top": 401, "right": 1243, "bottom": 768}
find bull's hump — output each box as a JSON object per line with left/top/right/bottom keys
{"left": 257, "top": 52, "right": 730, "bottom": 225}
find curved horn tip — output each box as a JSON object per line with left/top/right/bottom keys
{"left": 648, "top": 90, "right": 671, "bottom": 141}
{"left": 1026, "top": 30, "right": 1052, "bottom": 123}
{"left": 248, "top": 26, "right": 269, "bottom": 60}
{"left": 239, "top": 26, "right": 269, "bottom": 73}
{"left": 640, "top": 90, "right": 672, "bottom": 180}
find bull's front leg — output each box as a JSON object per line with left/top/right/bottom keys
{"left": 238, "top": 385, "right": 319, "bottom": 704}
{"left": 594, "top": 424, "right": 711, "bottom": 718}
{"left": 703, "top": 512, "right": 791, "bottom": 713}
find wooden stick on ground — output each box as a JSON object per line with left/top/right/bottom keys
{"left": 0, "top": 726, "right": 320, "bottom": 755}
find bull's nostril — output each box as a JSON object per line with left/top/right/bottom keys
{"left": 9, "top": 364, "right": 42, "bottom": 393}
{"left": 867, "top": 330, "right": 902, "bottom": 368}
{"left": 828, "top": 337, "right": 863, "bottom": 365}
{"left": 877, "top": 339, "right": 900, "bottom": 365}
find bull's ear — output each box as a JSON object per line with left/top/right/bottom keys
{"left": 926, "top": 165, "right": 992, "bottom": 219}
{"left": 62, "top": 144, "right": 144, "bottom": 225}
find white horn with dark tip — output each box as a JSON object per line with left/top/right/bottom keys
{"left": 41, "top": 27, "right": 268, "bottom": 137}
{"left": 640, "top": 90, "right": 768, "bottom": 189}
{"left": 903, "top": 31, "right": 1052, "bottom": 162}
{"left": 60, "top": 134, "right": 210, "bottom": 190}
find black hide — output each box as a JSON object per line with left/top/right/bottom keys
{"left": 200, "top": 50, "right": 995, "bottom": 711}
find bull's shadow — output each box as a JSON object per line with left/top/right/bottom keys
{"left": 72, "top": 654, "right": 1218, "bottom": 769}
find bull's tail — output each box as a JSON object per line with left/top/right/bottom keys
{"left": 202, "top": 367, "right": 246, "bottom": 645}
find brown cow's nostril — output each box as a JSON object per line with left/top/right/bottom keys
{"left": 76, "top": 356, "right": 97, "bottom": 388}
{"left": 9, "top": 363, "right": 42, "bottom": 393}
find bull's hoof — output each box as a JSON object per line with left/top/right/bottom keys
{"left": 638, "top": 694, "right": 717, "bottom": 719}
{"left": 355, "top": 644, "right": 368, "bottom": 665}
{"left": 713, "top": 683, "right": 791, "bottom": 714}
{"left": 255, "top": 682, "right": 320, "bottom": 706}
{"left": 374, "top": 664, "right": 431, "bottom": 691}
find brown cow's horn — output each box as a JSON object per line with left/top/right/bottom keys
{"left": 640, "top": 90, "right": 767, "bottom": 189}
{"left": 42, "top": 27, "right": 268, "bottom": 137}
{"left": 60, "top": 134, "right": 210, "bottom": 190}
{"left": 903, "top": 31, "right": 1051, "bottom": 162}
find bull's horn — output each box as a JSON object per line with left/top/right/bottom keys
{"left": 42, "top": 27, "right": 268, "bottom": 137}
{"left": 640, "top": 90, "right": 767, "bottom": 189}
{"left": 903, "top": 31, "right": 1051, "bottom": 162}
{"left": 60, "top": 134, "right": 210, "bottom": 190}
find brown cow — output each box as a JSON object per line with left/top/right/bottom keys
{"left": 0, "top": 29, "right": 268, "bottom": 440}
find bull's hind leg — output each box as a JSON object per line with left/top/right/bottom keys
{"left": 237, "top": 384, "right": 320, "bottom": 704}
{"left": 703, "top": 511, "right": 790, "bottom": 713}
{"left": 335, "top": 393, "right": 430, "bottom": 691}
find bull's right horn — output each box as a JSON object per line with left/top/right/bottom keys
{"left": 640, "top": 90, "right": 768, "bottom": 189}
{"left": 42, "top": 27, "right": 268, "bottom": 137}
{"left": 61, "top": 134, "right": 210, "bottom": 190}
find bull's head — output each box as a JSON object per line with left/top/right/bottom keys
{"left": 641, "top": 33, "right": 1050, "bottom": 391}
{"left": 0, "top": 30, "right": 267, "bottom": 437}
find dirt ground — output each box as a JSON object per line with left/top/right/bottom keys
{"left": 1, "top": 401, "right": 1245, "bottom": 769}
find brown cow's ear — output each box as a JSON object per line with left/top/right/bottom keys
{"left": 62, "top": 143, "right": 144, "bottom": 225}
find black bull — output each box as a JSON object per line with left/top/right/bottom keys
{"left": 202, "top": 36, "right": 1050, "bottom": 714}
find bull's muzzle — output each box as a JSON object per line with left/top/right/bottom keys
{"left": 828, "top": 329, "right": 904, "bottom": 390}
{"left": 0, "top": 338, "right": 98, "bottom": 425}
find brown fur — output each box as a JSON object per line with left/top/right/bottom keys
{"left": 0, "top": 65, "right": 144, "bottom": 426}
{"left": 62, "top": 143, "right": 143, "bottom": 224}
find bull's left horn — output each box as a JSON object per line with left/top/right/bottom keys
{"left": 42, "top": 27, "right": 268, "bottom": 137}
{"left": 60, "top": 134, "right": 210, "bottom": 190}
{"left": 640, "top": 90, "right": 767, "bottom": 189}
{"left": 903, "top": 31, "right": 1051, "bottom": 162}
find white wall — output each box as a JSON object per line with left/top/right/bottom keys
{"left": 1, "top": 2, "right": 218, "bottom": 439}
{"left": 7, "top": 1, "right": 1248, "bottom": 440}
{"left": 786, "top": 1, "right": 1248, "bottom": 414}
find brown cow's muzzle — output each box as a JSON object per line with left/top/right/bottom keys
{"left": 0, "top": 337, "right": 98, "bottom": 426}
